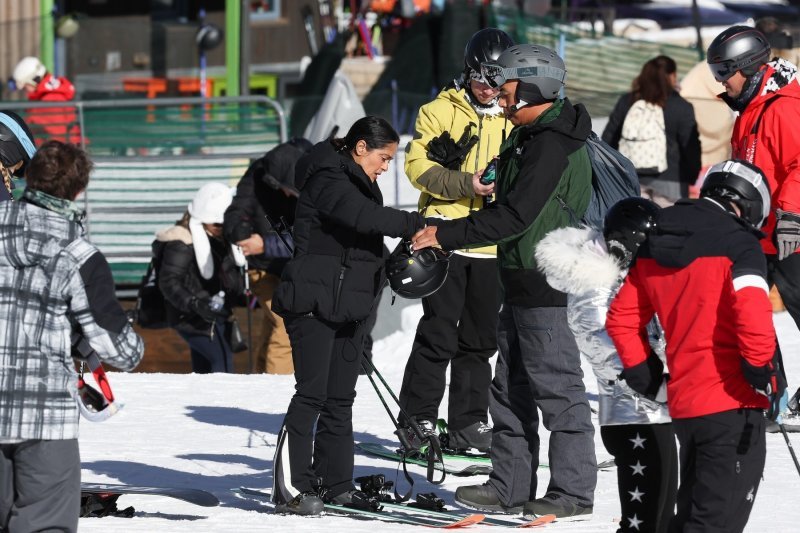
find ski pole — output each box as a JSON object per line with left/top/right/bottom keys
{"left": 779, "top": 423, "right": 800, "bottom": 478}
{"left": 360, "top": 356, "right": 446, "bottom": 486}
{"left": 243, "top": 264, "right": 254, "bottom": 374}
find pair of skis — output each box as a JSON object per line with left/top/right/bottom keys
{"left": 236, "top": 487, "right": 555, "bottom": 528}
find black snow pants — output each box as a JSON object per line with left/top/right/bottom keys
{"left": 398, "top": 254, "right": 501, "bottom": 431}
{"left": 601, "top": 423, "right": 678, "bottom": 533}
{"left": 272, "top": 315, "right": 365, "bottom": 502}
{"left": 669, "top": 409, "right": 765, "bottom": 533}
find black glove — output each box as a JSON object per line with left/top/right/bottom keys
{"left": 71, "top": 330, "right": 95, "bottom": 362}
{"left": 741, "top": 355, "right": 787, "bottom": 421}
{"left": 775, "top": 209, "right": 800, "bottom": 260}
{"left": 425, "top": 125, "right": 479, "bottom": 170}
{"left": 620, "top": 351, "right": 665, "bottom": 400}
{"left": 189, "top": 297, "right": 231, "bottom": 323}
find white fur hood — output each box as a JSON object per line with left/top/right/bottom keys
{"left": 535, "top": 226, "right": 622, "bottom": 294}
{"left": 155, "top": 224, "right": 192, "bottom": 245}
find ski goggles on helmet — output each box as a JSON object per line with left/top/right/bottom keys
{"left": 708, "top": 61, "right": 738, "bottom": 82}
{"left": 468, "top": 68, "right": 495, "bottom": 89}
{"left": 480, "top": 61, "right": 567, "bottom": 89}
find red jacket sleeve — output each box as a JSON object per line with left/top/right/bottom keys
{"left": 605, "top": 266, "right": 655, "bottom": 369}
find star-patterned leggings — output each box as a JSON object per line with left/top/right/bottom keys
{"left": 601, "top": 423, "right": 678, "bottom": 533}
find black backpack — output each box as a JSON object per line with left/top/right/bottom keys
{"left": 580, "top": 132, "right": 641, "bottom": 229}
{"left": 134, "top": 245, "right": 168, "bottom": 329}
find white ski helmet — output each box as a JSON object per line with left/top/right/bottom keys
{"left": 12, "top": 56, "right": 46, "bottom": 89}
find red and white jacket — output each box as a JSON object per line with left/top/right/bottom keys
{"left": 26, "top": 73, "right": 80, "bottom": 144}
{"left": 730, "top": 58, "right": 800, "bottom": 255}
{"left": 606, "top": 199, "right": 775, "bottom": 419}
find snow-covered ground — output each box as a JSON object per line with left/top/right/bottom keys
{"left": 77, "top": 308, "right": 800, "bottom": 532}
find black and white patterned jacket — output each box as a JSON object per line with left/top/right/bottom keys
{"left": 0, "top": 198, "right": 143, "bottom": 441}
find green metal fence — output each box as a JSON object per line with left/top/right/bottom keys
{"left": 491, "top": 8, "right": 702, "bottom": 117}
{"left": 1, "top": 96, "right": 287, "bottom": 288}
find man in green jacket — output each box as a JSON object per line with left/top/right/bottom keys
{"left": 412, "top": 44, "right": 597, "bottom": 522}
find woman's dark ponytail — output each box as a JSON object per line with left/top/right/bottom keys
{"left": 333, "top": 115, "right": 399, "bottom": 153}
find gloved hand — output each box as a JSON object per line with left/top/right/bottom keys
{"left": 619, "top": 351, "right": 665, "bottom": 400}
{"left": 775, "top": 209, "right": 800, "bottom": 260}
{"left": 189, "top": 297, "right": 231, "bottom": 323}
{"left": 741, "top": 355, "right": 787, "bottom": 421}
{"left": 425, "top": 125, "right": 479, "bottom": 170}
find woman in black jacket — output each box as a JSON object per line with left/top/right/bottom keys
{"left": 155, "top": 182, "right": 244, "bottom": 373}
{"left": 271, "top": 116, "right": 427, "bottom": 515}
{"left": 602, "top": 55, "right": 701, "bottom": 205}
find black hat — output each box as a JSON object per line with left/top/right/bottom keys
{"left": 0, "top": 110, "right": 36, "bottom": 177}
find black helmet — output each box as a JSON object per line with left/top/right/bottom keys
{"left": 0, "top": 110, "right": 36, "bottom": 177}
{"left": 386, "top": 241, "right": 449, "bottom": 299}
{"left": 464, "top": 28, "right": 515, "bottom": 74}
{"left": 196, "top": 23, "right": 224, "bottom": 51}
{"left": 481, "top": 44, "right": 567, "bottom": 105}
{"left": 700, "top": 159, "right": 771, "bottom": 228}
{"left": 707, "top": 25, "right": 770, "bottom": 82}
{"left": 603, "top": 197, "right": 660, "bottom": 267}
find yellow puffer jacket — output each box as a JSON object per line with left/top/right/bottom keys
{"left": 405, "top": 86, "right": 510, "bottom": 256}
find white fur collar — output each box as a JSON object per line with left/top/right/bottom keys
{"left": 155, "top": 225, "right": 192, "bottom": 244}
{"left": 535, "top": 226, "right": 623, "bottom": 294}
{"left": 154, "top": 222, "right": 214, "bottom": 280}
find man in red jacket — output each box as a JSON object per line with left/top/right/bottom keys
{"left": 12, "top": 56, "right": 79, "bottom": 144}
{"left": 706, "top": 26, "right": 800, "bottom": 424}
{"left": 606, "top": 160, "right": 782, "bottom": 533}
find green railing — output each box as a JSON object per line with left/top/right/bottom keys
{"left": 491, "top": 8, "right": 702, "bottom": 117}
{"left": 1, "top": 96, "right": 287, "bottom": 288}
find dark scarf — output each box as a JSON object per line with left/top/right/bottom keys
{"left": 22, "top": 188, "right": 85, "bottom": 223}
{"left": 721, "top": 69, "right": 765, "bottom": 112}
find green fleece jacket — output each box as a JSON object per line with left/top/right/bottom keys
{"left": 433, "top": 98, "right": 594, "bottom": 307}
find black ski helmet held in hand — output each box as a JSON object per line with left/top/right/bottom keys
{"left": 603, "top": 197, "right": 660, "bottom": 268}
{"left": 386, "top": 240, "right": 449, "bottom": 299}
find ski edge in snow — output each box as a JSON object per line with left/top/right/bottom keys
{"left": 356, "top": 442, "right": 493, "bottom": 475}
{"left": 81, "top": 483, "right": 219, "bottom": 507}
{"left": 379, "top": 500, "right": 556, "bottom": 528}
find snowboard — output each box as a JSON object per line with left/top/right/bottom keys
{"left": 81, "top": 483, "right": 220, "bottom": 507}
{"left": 357, "top": 442, "right": 493, "bottom": 475}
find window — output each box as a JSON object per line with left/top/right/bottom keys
{"left": 249, "top": 0, "right": 281, "bottom": 21}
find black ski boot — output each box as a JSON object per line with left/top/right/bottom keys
{"left": 274, "top": 491, "right": 324, "bottom": 516}
{"left": 448, "top": 421, "right": 492, "bottom": 453}
{"left": 397, "top": 418, "right": 437, "bottom": 456}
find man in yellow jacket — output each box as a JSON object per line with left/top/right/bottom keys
{"left": 397, "top": 28, "right": 513, "bottom": 453}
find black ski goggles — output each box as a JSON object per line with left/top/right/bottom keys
{"left": 480, "top": 62, "right": 567, "bottom": 89}
{"left": 708, "top": 61, "right": 737, "bottom": 82}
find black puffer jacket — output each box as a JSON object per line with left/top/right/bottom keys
{"left": 223, "top": 143, "right": 303, "bottom": 274}
{"left": 155, "top": 222, "right": 244, "bottom": 335}
{"left": 272, "top": 140, "right": 425, "bottom": 323}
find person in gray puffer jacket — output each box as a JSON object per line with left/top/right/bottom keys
{"left": 535, "top": 197, "right": 676, "bottom": 533}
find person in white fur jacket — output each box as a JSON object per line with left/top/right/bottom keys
{"left": 535, "top": 197, "right": 676, "bottom": 533}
